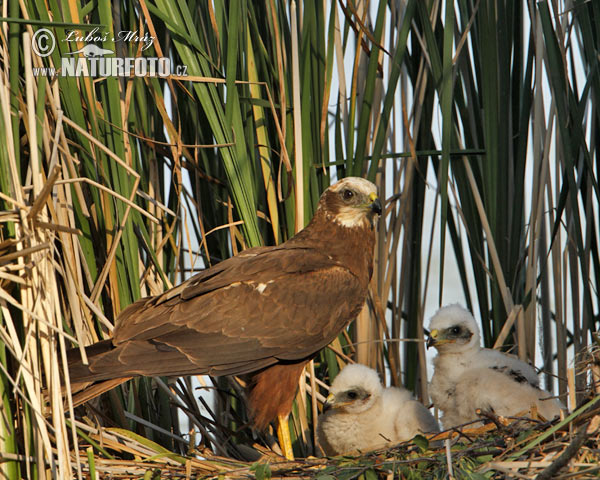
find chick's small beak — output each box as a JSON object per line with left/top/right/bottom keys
{"left": 426, "top": 329, "right": 438, "bottom": 349}
{"left": 323, "top": 393, "right": 335, "bottom": 412}
{"left": 369, "top": 193, "right": 382, "bottom": 215}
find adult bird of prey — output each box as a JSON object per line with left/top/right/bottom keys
{"left": 317, "top": 364, "right": 439, "bottom": 455}
{"left": 426, "top": 304, "right": 565, "bottom": 429}
{"left": 67, "top": 177, "right": 382, "bottom": 459}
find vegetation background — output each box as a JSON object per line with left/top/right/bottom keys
{"left": 0, "top": 0, "right": 598, "bottom": 478}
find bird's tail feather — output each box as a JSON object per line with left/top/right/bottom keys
{"left": 64, "top": 339, "right": 133, "bottom": 408}
{"left": 67, "top": 339, "right": 114, "bottom": 384}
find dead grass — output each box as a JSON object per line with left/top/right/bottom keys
{"left": 65, "top": 346, "right": 600, "bottom": 480}
{"left": 64, "top": 391, "right": 600, "bottom": 479}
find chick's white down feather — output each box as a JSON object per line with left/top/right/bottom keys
{"left": 427, "top": 304, "right": 565, "bottom": 428}
{"left": 317, "top": 364, "right": 439, "bottom": 455}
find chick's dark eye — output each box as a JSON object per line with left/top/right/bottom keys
{"left": 347, "top": 391, "right": 357, "bottom": 399}
{"left": 450, "top": 326, "right": 461, "bottom": 335}
{"left": 342, "top": 189, "right": 354, "bottom": 200}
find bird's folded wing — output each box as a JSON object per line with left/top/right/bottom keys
{"left": 400, "top": 401, "right": 440, "bottom": 435}
{"left": 385, "top": 391, "right": 439, "bottom": 439}
{"left": 74, "top": 248, "right": 366, "bottom": 382}
{"left": 479, "top": 349, "right": 540, "bottom": 388}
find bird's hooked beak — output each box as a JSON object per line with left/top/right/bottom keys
{"left": 323, "top": 393, "right": 336, "bottom": 412}
{"left": 426, "top": 329, "right": 452, "bottom": 349}
{"left": 368, "top": 192, "right": 383, "bottom": 216}
{"left": 426, "top": 329, "right": 438, "bottom": 349}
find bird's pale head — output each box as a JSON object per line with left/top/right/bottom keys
{"left": 318, "top": 177, "right": 382, "bottom": 229}
{"left": 426, "top": 304, "right": 481, "bottom": 353}
{"left": 323, "top": 364, "right": 383, "bottom": 414}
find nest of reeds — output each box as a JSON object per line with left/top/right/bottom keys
{"left": 69, "top": 386, "right": 600, "bottom": 479}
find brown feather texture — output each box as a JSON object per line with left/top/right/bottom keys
{"left": 67, "top": 177, "right": 382, "bottom": 429}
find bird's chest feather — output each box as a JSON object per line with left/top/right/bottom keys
{"left": 327, "top": 415, "right": 373, "bottom": 450}
{"left": 430, "top": 355, "right": 472, "bottom": 406}
{"left": 320, "top": 405, "right": 391, "bottom": 453}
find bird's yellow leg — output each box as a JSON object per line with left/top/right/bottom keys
{"left": 276, "top": 414, "right": 294, "bottom": 460}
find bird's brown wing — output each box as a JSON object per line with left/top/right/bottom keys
{"left": 72, "top": 247, "right": 367, "bottom": 383}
